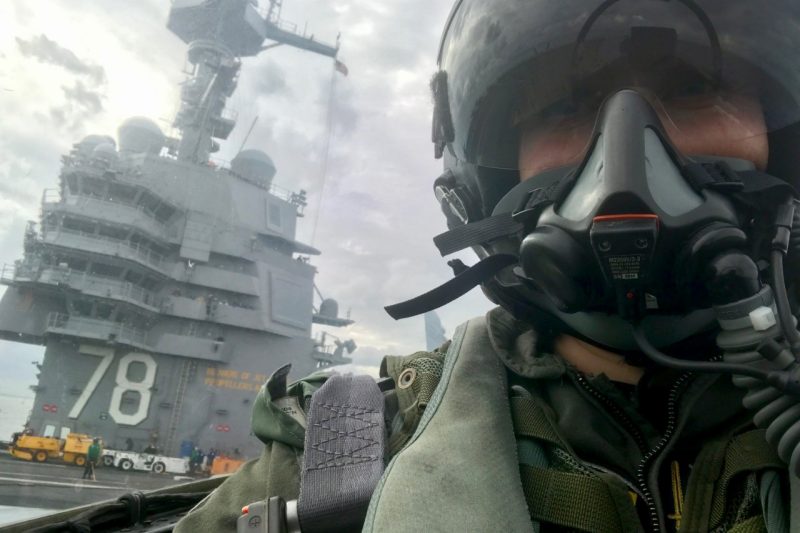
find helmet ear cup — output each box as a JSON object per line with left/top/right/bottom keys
{"left": 519, "top": 225, "right": 593, "bottom": 312}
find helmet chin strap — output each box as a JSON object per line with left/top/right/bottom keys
{"left": 383, "top": 254, "right": 516, "bottom": 320}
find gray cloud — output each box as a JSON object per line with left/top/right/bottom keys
{"left": 328, "top": 78, "right": 359, "bottom": 135}
{"left": 16, "top": 34, "right": 107, "bottom": 85}
{"left": 252, "top": 58, "right": 290, "bottom": 96}
{"left": 62, "top": 80, "right": 104, "bottom": 114}
{"left": 49, "top": 81, "right": 105, "bottom": 132}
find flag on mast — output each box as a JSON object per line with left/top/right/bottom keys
{"left": 334, "top": 59, "right": 349, "bottom": 76}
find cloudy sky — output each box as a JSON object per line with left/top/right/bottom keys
{"left": 0, "top": 0, "right": 493, "bottom": 401}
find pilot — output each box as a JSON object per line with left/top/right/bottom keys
{"left": 177, "top": 1, "right": 800, "bottom": 531}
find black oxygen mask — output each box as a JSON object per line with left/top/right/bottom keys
{"left": 510, "top": 89, "right": 744, "bottom": 320}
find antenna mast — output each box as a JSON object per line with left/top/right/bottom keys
{"left": 167, "top": 0, "right": 339, "bottom": 164}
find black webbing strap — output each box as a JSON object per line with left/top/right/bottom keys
{"left": 512, "top": 177, "right": 572, "bottom": 228}
{"left": 433, "top": 214, "right": 522, "bottom": 256}
{"left": 431, "top": 171, "right": 571, "bottom": 257}
{"left": 737, "top": 169, "right": 798, "bottom": 206}
{"left": 684, "top": 161, "right": 798, "bottom": 208}
{"left": 684, "top": 161, "right": 746, "bottom": 193}
{"left": 297, "top": 375, "right": 385, "bottom": 533}
{"left": 384, "top": 254, "right": 517, "bottom": 319}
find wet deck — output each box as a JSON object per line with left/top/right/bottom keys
{"left": 0, "top": 450, "right": 192, "bottom": 520}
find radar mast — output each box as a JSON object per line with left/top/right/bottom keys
{"left": 167, "top": 0, "right": 339, "bottom": 164}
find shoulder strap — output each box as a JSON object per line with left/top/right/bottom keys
{"left": 296, "top": 374, "right": 385, "bottom": 532}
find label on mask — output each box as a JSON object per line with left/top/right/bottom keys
{"left": 273, "top": 396, "right": 307, "bottom": 428}
{"left": 606, "top": 255, "right": 642, "bottom": 280}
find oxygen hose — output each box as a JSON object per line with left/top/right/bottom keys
{"left": 633, "top": 201, "right": 800, "bottom": 477}
{"left": 732, "top": 203, "right": 800, "bottom": 477}
{"left": 725, "top": 338, "right": 800, "bottom": 478}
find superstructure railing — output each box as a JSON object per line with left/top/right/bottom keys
{"left": 40, "top": 224, "right": 167, "bottom": 272}
{"left": 46, "top": 312, "right": 150, "bottom": 347}
{"left": 42, "top": 190, "right": 176, "bottom": 241}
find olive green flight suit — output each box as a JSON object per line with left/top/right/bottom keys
{"left": 176, "top": 307, "right": 798, "bottom": 533}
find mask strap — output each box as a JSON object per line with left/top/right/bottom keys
{"left": 433, "top": 214, "right": 522, "bottom": 256}
{"left": 432, "top": 168, "right": 575, "bottom": 256}
{"left": 684, "top": 160, "right": 798, "bottom": 208}
{"left": 384, "top": 254, "right": 516, "bottom": 319}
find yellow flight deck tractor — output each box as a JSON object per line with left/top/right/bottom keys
{"left": 10, "top": 433, "right": 98, "bottom": 466}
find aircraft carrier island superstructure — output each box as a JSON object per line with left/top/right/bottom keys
{"left": 0, "top": 0, "right": 353, "bottom": 458}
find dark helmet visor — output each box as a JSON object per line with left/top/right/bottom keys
{"left": 439, "top": 0, "right": 800, "bottom": 170}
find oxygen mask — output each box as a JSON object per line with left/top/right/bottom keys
{"left": 505, "top": 89, "right": 747, "bottom": 319}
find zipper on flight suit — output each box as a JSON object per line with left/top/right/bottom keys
{"left": 572, "top": 370, "right": 693, "bottom": 533}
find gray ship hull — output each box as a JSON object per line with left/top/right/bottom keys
{"left": 19, "top": 332, "right": 315, "bottom": 458}
{"left": 0, "top": 0, "right": 350, "bottom": 460}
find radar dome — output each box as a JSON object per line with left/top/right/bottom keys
{"left": 76, "top": 134, "right": 115, "bottom": 157}
{"left": 91, "top": 143, "right": 119, "bottom": 167}
{"left": 92, "top": 143, "right": 119, "bottom": 168}
{"left": 231, "top": 149, "right": 276, "bottom": 187}
{"left": 118, "top": 117, "right": 165, "bottom": 155}
{"left": 318, "top": 298, "right": 340, "bottom": 320}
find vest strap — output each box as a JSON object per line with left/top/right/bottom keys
{"left": 510, "top": 395, "right": 566, "bottom": 449}
{"left": 511, "top": 394, "right": 640, "bottom": 532}
{"left": 681, "top": 429, "right": 785, "bottom": 533}
{"left": 520, "top": 465, "right": 635, "bottom": 533}
{"left": 710, "top": 429, "right": 785, "bottom": 528}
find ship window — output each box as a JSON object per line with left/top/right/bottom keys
{"left": 63, "top": 217, "right": 94, "bottom": 233}
{"left": 66, "top": 174, "right": 79, "bottom": 194}
{"left": 266, "top": 200, "right": 283, "bottom": 231}
{"left": 83, "top": 179, "right": 105, "bottom": 197}
{"left": 96, "top": 303, "right": 113, "bottom": 319}
{"left": 109, "top": 183, "right": 136, "bottom": 203}
{"left": 98, "top": 225, "right": 127, "bottom": 240}
{"left": 90, "top": 263, "right": 122, "bottom": 277}
{"left": 62, "top": 258, "right": 88, "bottom": 271}
{"left": 73, "top": 300, "right": 92, "bottom": 316}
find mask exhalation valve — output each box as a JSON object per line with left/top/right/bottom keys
{"left": 589, "top": 214, "right": 659, "bottom": 319}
